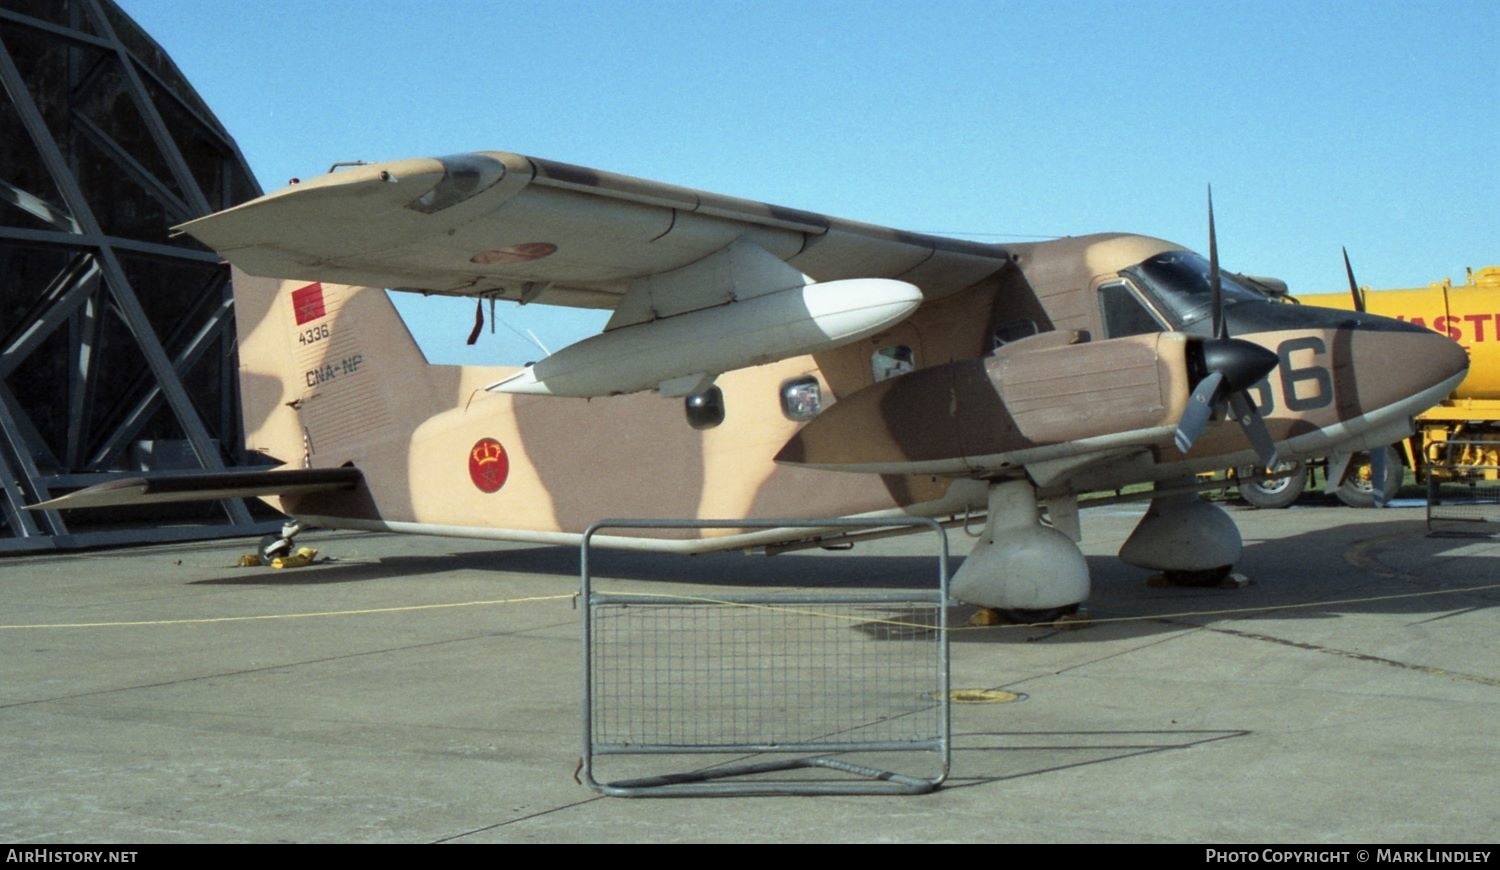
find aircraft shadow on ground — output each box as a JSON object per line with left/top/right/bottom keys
{"left": 192, "top": 543, "right": 935, "bottom": 589}
{"left": 946, "top": 516, "right": 1498, "bottom": 645}
{"left": 191, "top": 516, "right": 1498, "bottom": 642}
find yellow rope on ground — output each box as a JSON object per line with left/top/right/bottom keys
{"left": 585, "top": 583, "right": 1500, "bottom": 631}
{"left": 0, "top": 594, "right": 576, "bottom": 630}
{"left": 5, "top": 582, "right": 1497, "bottom": 632}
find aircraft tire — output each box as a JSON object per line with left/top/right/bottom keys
{"left": 1237, "top": 463, "right": 1307, "bottom": 510}
{"left": 1335, "top": 446, "right": 1403, "bottom": 508}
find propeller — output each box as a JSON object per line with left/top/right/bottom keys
{"left": 1173, "top": 188, "right": 1281, "bottom": 467}
{"left": 1343, "top": 246, "right": 1365, "bottom": 313}
{"left": 1174, "top": 337, "right": 1280, "bottom": 464}
{"left": 1339, "top": 247, "right": 1388, "bottom": 504}
{"left": 1332, "top": 249, "right": 1392, "bottom": 504}
{"left": 1368, "top": 447, "right": 1388, "bottom": 507}
{"left": 1209, "top": 187, "right": 1225, "bottom": 340}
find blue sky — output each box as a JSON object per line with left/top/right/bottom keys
{"left": 117, "top": 0, "right": 1498, "bottom": 364}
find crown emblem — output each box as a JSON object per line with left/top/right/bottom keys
{"left": 467, "top": 437, "right": 509, "bottom": 493}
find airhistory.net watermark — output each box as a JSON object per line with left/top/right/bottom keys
{"left": 5, "top": 852, "right": 137, "bottom": 864}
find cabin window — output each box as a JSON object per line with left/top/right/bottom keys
{"left": 780, "top": 377, "right": 822, "bottom": 421}
{"left": 684, "top": 386, "right": 725, "bottom": 430}
{"left": 872, "top": 345, "right": 914, "bottom": 382}
{"left": 1099, "top": 281, "right": 1167, "bottom": 338}
{"left": 991, "top": 319, "right": 1040, "bottom": 350}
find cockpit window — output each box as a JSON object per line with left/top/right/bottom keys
{"left": 1124, "top": 250, "right": 1263, "bottom": 329}
{"left": 1098, "top": 281, "right": 1167, "bottom": 337}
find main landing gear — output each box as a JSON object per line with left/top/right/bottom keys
{"left": 952, "top": 480, "right": 1090, "bottom": 612}
{"left": 953, "top": 480, "right": 1250, "bottom": 620}
{"left": 1119, "top": 489, "right": 1242, "bottom": 585}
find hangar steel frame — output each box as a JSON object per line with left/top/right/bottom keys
{"left": 0, "top": 0, "right": 272, "bottom": 552}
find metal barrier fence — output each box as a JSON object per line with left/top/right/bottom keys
{"left": 581, "top": 518, "right": 950, "bottom": 797}
{"left": 1428, "top": 471, "right": 1500, "bottom": 534}
{"left": 1426, "top": 437, "right": 1500, "bottom": 535}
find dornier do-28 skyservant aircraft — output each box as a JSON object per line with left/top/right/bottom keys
{"left": 36, "top": 152, "right": 1468, "bottom": 613}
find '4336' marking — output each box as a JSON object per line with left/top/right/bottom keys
{"left": 298, "top": 323, "right": 331, "bottom": 346}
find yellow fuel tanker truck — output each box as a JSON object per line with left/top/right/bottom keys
{"left": 1237, "top": 265, "right": 1500, "bottom": 508}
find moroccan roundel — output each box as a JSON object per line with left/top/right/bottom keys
{"left": 467, "top": 438, "right": 509, "bottom": 493}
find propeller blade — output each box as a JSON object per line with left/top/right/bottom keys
{"left": 1175, "top": 370, "right": 1225, "bottom": 454}
{"left": 1324, "top": 450, "right": 1353, "bottom": 494}
{"left": 1208, "top": 186, "right": 1225, "bottom": 339}
{"left": 1228, "top": 391, "right": 1278, "bottom": 468}
{"left": 1369, "top": 447, "right": 1389, "bottom": 507}
{"left": 1178, "top": 195, "right": 1284, "bottom": 466}
{"left": 1343, "top": 246, "right": 1364, "bottom": 313}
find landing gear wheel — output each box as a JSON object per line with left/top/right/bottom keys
{"left": 257, "top": 533, "right": 292, "bottom": 566}
{"left": 1237, "top": 462, "right": 1307, "bottom": 509}
{"left": 256, "top": 519, "right": 305, "bottom": 566}
{"left": 1157, "top": 566, "right": 1233, "bottom": 587}
{"left": 1336, "top": 446, "right": 1402, "bottom": 508}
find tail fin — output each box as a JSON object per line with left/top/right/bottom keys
{"left": 231, "top": 267, "right": 431, "bottom": 466}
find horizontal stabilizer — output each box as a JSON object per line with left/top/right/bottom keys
{"left": 27, "top": 467, "right": 363, "bottom": 511}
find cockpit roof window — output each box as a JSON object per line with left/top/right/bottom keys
{"left": 1125, "top": 250, "right": 1263, "bottom": 329}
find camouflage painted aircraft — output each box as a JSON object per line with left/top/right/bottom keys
{"left": 35, "top": 152, "right": 1468, "bottom": 612}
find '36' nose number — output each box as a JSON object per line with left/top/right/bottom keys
{"left": 1249, "top": 336, "right": 1332, "bottom": 414}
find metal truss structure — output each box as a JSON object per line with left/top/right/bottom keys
{"left": 0, "top": 0, "right": 272, "bottom": 552}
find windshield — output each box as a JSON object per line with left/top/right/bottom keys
{"left": 1124, "top": 250, "right": 1265, "bottom": 329}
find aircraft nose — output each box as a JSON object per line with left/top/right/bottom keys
{"left": 1336, "top": 322, "right": 1468, "bottom": 416}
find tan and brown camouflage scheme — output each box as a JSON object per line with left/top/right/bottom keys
{"left": 36, "top": 152, "right": 1469, "bottom": 609}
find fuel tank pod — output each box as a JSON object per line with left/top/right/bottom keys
{"left": 489, "top": 279, "right": 923, "bottom": 397}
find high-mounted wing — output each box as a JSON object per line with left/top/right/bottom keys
{"left": 179, "top": 152, "right": 1008, "bottom": 319}
{"left": 178, "top": 152, "right": 1012, "bottom": 397}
